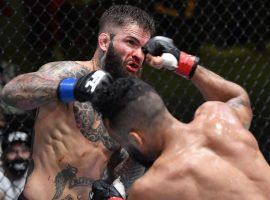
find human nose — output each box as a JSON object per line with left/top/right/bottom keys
{"left": 132, "top": 48, "right": 145, "bottom": 64}
{"left": 15, "top": 149, "right": 30, "bottom": 159}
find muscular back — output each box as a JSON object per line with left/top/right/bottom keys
{"left": 3, "top": 61, "right": 118, "bottom": 199}
{"left": 131, "top": 102, "right": 270, "bottom": 200}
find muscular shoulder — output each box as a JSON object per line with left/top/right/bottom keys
{"left": 194, "top": 101, "right": 239, "bottom": 123}
{"left": 38, "top": 61, "right": 91, "bottom": 79}
{"left": 128, "top": 162, "right": 193, "bottom": 200}
{"left": 128, "top": 174, "right": 160, "bottom": 200}
{"left": 194, "top": 101, "right": 258, "bottom": 152}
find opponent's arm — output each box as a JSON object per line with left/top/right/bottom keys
{"left": 143, "top": 36, "right": 252, "bottom": 129}
{"left": 191, "top": 65, "right": 252, "bottom": 129}
{"left": 1, "top": 61, "right": 111, "bottom": 110}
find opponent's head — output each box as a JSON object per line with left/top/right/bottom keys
{"left": 1, "top": 131, "right": 31, "bottom": 179}
{"left": 92, "top": 77, "right": 166, "bottom": 168}
{"left": 97, "top": 5, "right": 155, "bottom": 77}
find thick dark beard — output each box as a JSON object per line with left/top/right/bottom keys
{"left": 4, "top": 158, "right": 28, "bottom": 179}
{"left": 102, "top": 42, "right": 129, "bottom": 79}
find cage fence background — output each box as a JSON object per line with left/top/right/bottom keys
{"left": 0, "top": 0, "right": 269, "bottom": 165}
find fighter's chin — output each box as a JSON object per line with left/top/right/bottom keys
{"left": 125, "top": 65, "right": 142, "bottom": 77}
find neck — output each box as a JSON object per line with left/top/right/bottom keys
{"left": 77, "top": 49, "right": 103, "bottom": 71}
{"left": 158, "top": 116, "right": 188, "bottom": 154}
{"left": 91, "top": 49, "right": 104, "bottom": 70}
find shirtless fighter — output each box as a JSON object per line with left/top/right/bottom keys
{"left": 90, "top": 37, "right": 270, "bottom": 200}
{"left": 1, "top": 5, "right": 155, "bottom": 200}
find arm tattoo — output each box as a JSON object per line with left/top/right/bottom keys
{"left": 228, "top": 98, "right": 249, "bottom": 108}
{"left": 228, "top": 98, "right": 251, "bottom": 129}
{"left": 115, "top": 158, "right": 145, "bottom": 190}
{"left": 2, "top": 61, "right": 89, "bottom": 110}
{"left": 107, "top": 149, "right": 145, "bottom": 189}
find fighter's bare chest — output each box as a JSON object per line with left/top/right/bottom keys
{"left": 73, "top": 101, "right": 117, "bottom": 151}
{"left": 73, "top": 101, "right": 104, "bottom": 138}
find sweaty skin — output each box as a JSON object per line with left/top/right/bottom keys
{"left": 129, "top": 103, "right": 270, "bottom": 200}
{"left": 1, "top": 22, "right": 150, "bottom": 200}
{"left": 110, "top": 66, "right": 270, "bottom": 200}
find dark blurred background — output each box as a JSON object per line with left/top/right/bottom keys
{"left": 0, "top": 0, "right": 269, "bottom": 162}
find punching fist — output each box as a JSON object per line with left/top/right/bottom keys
{"left": 90, "top": 178, "right": 126, "bottom": 200}
{"left": 143, "top": 36, "right": 199, "bottom": 79}
{"left": 58, "top": 70, "right": 112, "bottom": 102}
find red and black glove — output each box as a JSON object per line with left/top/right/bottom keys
{"left": 90, "top": 178, "right": 126, "bottom": 200}
{"left": 143, "top": 36, "right": 199, "bottom": 79}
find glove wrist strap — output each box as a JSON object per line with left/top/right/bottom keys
{"left": 175, "top": 51, "right": 199, "bottom": 79}
{"left": 57, "top": 78, "right": 76, "bottom": 102}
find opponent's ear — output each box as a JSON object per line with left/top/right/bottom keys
{"left": 98, "top": 33, "right": 110, "bottom": 51}
{"left": 129, "top": 131, "right": 143, "bottom": 148}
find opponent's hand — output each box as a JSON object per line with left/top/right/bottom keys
{"left": 58, "top": 70, "right": 112, "bottom": 103}
{"left": 90, "top": 178, "right": 126, "bottom": 200}
{"left": 143, "top": 36, "right": 199, "bottom": 79}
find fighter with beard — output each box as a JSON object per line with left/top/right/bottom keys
{"left": 1, "top": 5, "right": 155, "bottom": 200}
{"left": 0, "top": 131, "right": 31, "bottom": 200}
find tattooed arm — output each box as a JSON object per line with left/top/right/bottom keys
{"left": 106, "top": 148, "right": 145, "bottom": 190}
{"left": 191, "top": 65, "right": 252, "bottom": 129}
{"left": 1, "top": 61, "right": 90, "bottom": 110}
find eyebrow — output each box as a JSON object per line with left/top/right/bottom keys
{"left": 126, "top": 36, "right": 141, "bottom": 45}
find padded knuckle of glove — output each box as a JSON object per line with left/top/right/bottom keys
{"left": 143, "top": 36, "right": 199, "bottom": 79}
{"left": 58, "top": 70, "right": 112, "bottom": 103}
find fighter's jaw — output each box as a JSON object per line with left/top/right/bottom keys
{"left": 125, "top": 63, "right": 143, "bottom": 77}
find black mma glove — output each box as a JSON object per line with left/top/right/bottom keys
{"left": 90, "top": 178, "right": 126, "bottom": 200}
{"left": 143, "top": 36, "right": 199, "bottom": 79}
{"left": 57, "top": 70, "right": 112, "bottom": 102}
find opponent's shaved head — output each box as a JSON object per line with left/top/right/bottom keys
{"left": 92, "top": 77, "right": 166, "bottom": 137}
{"left": 99, "top": 5, "right": 155, "bottom": 36}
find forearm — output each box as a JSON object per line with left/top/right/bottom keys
{"left": 143, "top": 36, "right": 252, "bottom": 128}
{"left": 1, "top": 72, "right": 60, "bottom": 110}
{"left": 1, "top": 61, "right": 93, "bottom": 110}
{"left": 191, "top": 65, "right": 250, "bottom": 104}
{"left": 114, "top": 157, "right": 145, "bottom": 190}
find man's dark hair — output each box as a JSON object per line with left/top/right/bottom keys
{"left": 92, "top": 77, "right": 165, "bottom": 136}
{"left": 1, "top": 131, "right": 31, "bottom": 153}
{"left": 99, "top": 5, "right": 155, "bottom": 36}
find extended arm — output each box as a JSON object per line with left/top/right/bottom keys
{"left": 1, "top": 61, "right": 83, "bottom": 110}
{"left": 143, "top": 36, "right": 252, "bottom": 129}
{"left": 1, "top": 61, "right": 111, "bottom": 110}
{"left": 191, "top": 66, "right": 252, "bottom": 128}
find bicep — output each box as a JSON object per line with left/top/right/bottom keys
{"left": 38, "top": 61, "right": 88, "bottom": 78}
{"left": 227, "top": 96, "right": 253, "bottom": 129}
{"left": 1, "top": 61, "right": 88, "bottom": 109}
